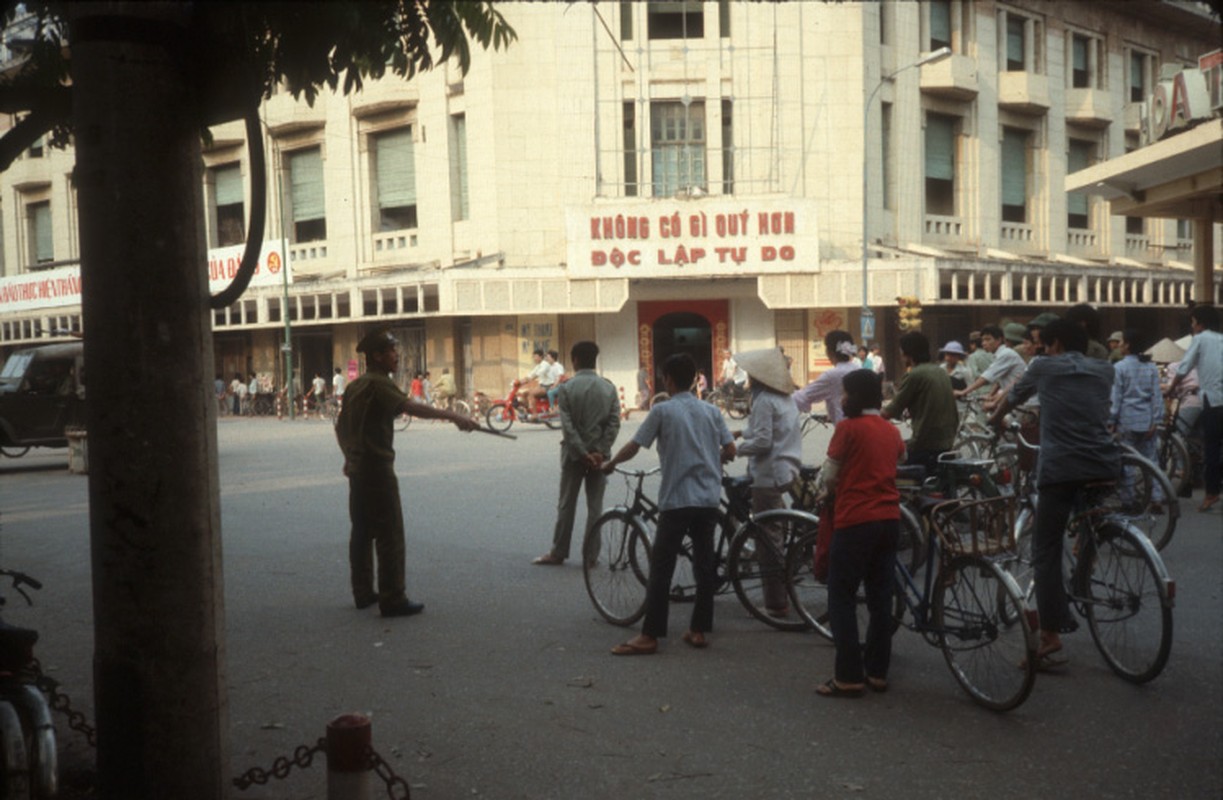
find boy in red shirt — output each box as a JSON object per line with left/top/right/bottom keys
{"left": 816, "top": 369, "right": 906, "bottom": 697}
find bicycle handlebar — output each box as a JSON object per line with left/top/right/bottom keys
{"left": 613, "top": 466, "right": 661, "bottom": 478}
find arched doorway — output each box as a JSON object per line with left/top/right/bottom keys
{"left": 637, "top": 300, "right": 729, "bottom": 399}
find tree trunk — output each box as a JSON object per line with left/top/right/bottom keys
{"left": 69, "top": 2, "right": 228, "bottom": 796}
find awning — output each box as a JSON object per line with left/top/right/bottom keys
{"left": 1065, "top": 118, "right": 1222, "bottom": 221}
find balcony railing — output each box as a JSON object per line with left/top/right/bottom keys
{"left": 924, "top": 214, "right": 963, "bottom": 239}
{"left": 374, "top": 231, "right": 418, "bottom": 254}
{"left": 1000, "top": 221, "right": 1036, "bottom": 249}
{"left": 289, "top": 241, "right": 328, "bottom": 263}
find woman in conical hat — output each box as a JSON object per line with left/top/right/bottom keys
{"left": 730, "top": 347, "right": 802, "bottom": 619}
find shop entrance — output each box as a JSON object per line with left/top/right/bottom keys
{"left": 637, "top": 300, "right": 729, "bottom": 399}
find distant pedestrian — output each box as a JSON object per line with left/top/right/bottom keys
{"left": 533, "top": 341, "right": 620, "bottom": 567}
{"left": 234, "top": 373, "right": 248, "bottom": 416}
{"left": 603, "top": 353, "right": 735, "bottom": 655}
{"left": 792, "top": 330, "right": 856, "bottom": 423}
{"left": 335, "top": 329, "right": 478, "bottom": 617}
{"left": 1111, "top": 329, "right": 1165, "bottom": 510}
{"left": 1167, "top": 304, "right": 1222, "bottom": 512}
{"left": 215, "top": 374, "right": 228, "bottom": 416}
{"left": 332, "top": 367, "right": 346, "bottom": 400}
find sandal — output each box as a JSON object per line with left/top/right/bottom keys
{"left": 681, "top": 631, "right": 708, "bottom": 649}
{"left": 866, "top": 677, "right": 888, "bottom": 693}
{"left": 1199, "top": 495, "right": 1219, "bottom": 512}
{"left": 1019, "top": 645, "right": 1069, "bottom": 672}
{"left": 531, "top": 554, "right": 565, "bottom": 566}
{"left": 610, "top": 639, "right": 657, "bottom": 656}
{"left": 815, "top": 678, "right": 864, "bottom": 698}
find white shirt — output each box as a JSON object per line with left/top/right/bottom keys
{"left": 980, "top": 344, "right": 1026, "bottom": 393}
{"left": 332, "top": 373, "right": 345, "bottom": 396}
{"left": 736, "top": 390, "right": 802, "bottom": 488}
{"left": 547, "top": 361, "right": 565, "bottom": 384}
{"left": 1177, "top": 329, "right": 1223, "bottom": 407}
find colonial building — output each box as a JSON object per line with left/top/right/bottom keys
{"left": 1, "top": 1, "right": 1219, "bottom": 403}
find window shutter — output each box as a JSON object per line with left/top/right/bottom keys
{"left": 925, "top": 115, "right": 955, "bottom": 181}
{"left": 930, "top": 1, "right": 951, "bottom": 47}
{"left": 32, "top": 203, "right": 52, "bottom": 262}
{"left": 375, "top": 129, "right": 416, "bottom": 209}
{"left": 1006, "top": 18, "right": 1024, "bottom": 67}
{"left": 449, "top": 116, "right": 469, "bottom": 220}
{"left": 1001, "top": 129, "right": 1027, "bottom": 207}
{"left": 214, "top": 164, "right": 243, "bottom": 206}
{"left": 1067, "top": 140, "right": 1091, "bottom": 216}
{"left": 289, "top": 148, "right": 324, "bottom": 222}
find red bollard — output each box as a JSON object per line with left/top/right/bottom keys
{"left": 327, "top": 713, "right": 372, "bottom": 800}
{"left": 619, "top": 386, "right": 630, "bottom": 419}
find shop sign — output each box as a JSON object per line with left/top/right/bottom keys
{"left": 1143, "top": 49, "right": 1222, "bottom": 144}
{"left": 0, "top": 240, "right": 294, "bottom": 315}
{"left": 0, "top": 265, "right": 81, "bottom": 313}
{"left": 806, "top": 308, "right": 847, "bottom": 375}
{"left": 565, "top": 199, "right": 819, "bottom": 279}
{"left": 206, "top": 241, "right": 294, "bottom": 293}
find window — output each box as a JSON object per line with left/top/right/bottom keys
{"left": 27, "top": 200, "right": 53, "bottom": 264}
{"left": 718, "top": 0, "right": 730, "bottom": 38}
{"left": 648, "top": 1, "right": 703, "bottom": 40}
{"left": 1126, "top": 216, "right": 1144, "bottom": 235}
{"left": 929, "top": 0, "right": 952, "bottom": 51}
{"left": 28, "top": 135, "right": 44, "bottom": 159}
{"left": 881, "top": 102, "right": 894, "bottom": 210}
{"left": 1176, "top": 219, "right": 1193, "bottom": 241}
{"left": 721, "top": 99, "right": 733, "bottom": 195}
{"left": 1070, "top": 33, "right": 1104, "bottom": 89}
{"left": 288, "top": 147, "right": 326, "bottom": 243}
{"left": 1128, "top": 49, "right": 1155, "bottom": 104}
{"left": 1067, "top": 139, "right": 1093, "bottom": 229}
{"left": 650, "top": 100, "right": 706, "bottom": 197}
{"left": 620, "top": 0, "right": 632, "bottom": 40}
{"left": 212, "top": 163, "right": 245, "bottom": 247}
{"left": 999, "top": 9, "right": 1042, "bottom": 73}
{"left": 373, "top": 128, "right": 417, "bottom": 231}
{"left": 449, "top": 114, "right": 469, "bottom": 221}
{"left": 623, "top": 101, "right": 638, "bottom": 197}
{"left": 1001, "top": 127, "right": 1028, "bottom": 223}
{"left": 924, "top": 113, "right": 956, "bottom": 216}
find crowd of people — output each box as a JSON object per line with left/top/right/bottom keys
{"left": 333, "top": 302, "right": 1219, "bottom": 696}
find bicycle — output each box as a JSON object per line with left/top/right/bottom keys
{"left": 584, "top": 467, "right": 818, "bottom": 632}
{"left": 1007, "top": 481, "right": 1175, "bottom": 684}
{"left": 798, "top": 412, "right": 832, "bottom": 439}
{"left": 1157, "top": 394, "right": 1198, "bottom": 498}
{"left": 705, "top": 383, "right": 751, "bottom": 420}
{"left": 788, "top": 494, "right": 1038, "bottom": 711}
{"left": 0, "top": 568, "right": 57, "bottom": 797}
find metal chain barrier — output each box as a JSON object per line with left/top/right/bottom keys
{"left": 232, "top": 738, "right": 326, "bottom": 790}
{"left": 31, "top": 658, "right": 97, "bottom": 747}
{"left": 232, "top": 740, "right": 412, "bottom": 798}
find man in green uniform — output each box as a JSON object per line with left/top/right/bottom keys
{"left": 336, "top": 329, "right": 478, "bottom": 617}
{"left": 883, "top": 331, "right": 959, "bottom": 474}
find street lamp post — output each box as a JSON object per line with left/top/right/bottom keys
{"left": 861, "top": 46, "right": 951, "bottom": 343}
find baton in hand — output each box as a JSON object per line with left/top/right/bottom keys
{"left": 475, "top": 426, "right": 517, "bottom": 440}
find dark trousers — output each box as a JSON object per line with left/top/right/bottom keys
{"left": 1202, "top": 398, "right": 1222, "bottom": 496}
{"left": 348, "top": 467, "right": 407, "bottom": 607}
{"left": 550, "top": 457, "right": 607, "bottom": 562}
{"left": 1033, "top": 482, "right": 1080, "bottom": 634}
{"left": 827, "top": 520, "right": 898, "bottom": 684}
{"left": 642, "top": 508, "right": 719, "bottom": 639}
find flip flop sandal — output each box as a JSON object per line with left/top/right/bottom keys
{"left": 866, "top": 677, "right": 888, "bottom": 693}
{"left": 611, "top": 640, "right": 657, "bottom": 656}
{"left": 681, "top": 631, "right": 708, "bottom": 649}
{"left": 815, "top": 679, "right": 864, "bottom": 698}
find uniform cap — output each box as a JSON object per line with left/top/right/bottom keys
{"left": 1027, "top": 312, "right": 1060, "bottom": 329}
{"left": 1003, "top": 323, "right": 1028, "bottom": 344}
{"left": 939, "top": 341, "right": 967, "bottom": 357}
{"left": 1107, "top": 330, "right": 1124, "bottom": 343}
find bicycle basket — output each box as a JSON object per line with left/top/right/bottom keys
{"left": 929, "top": 495, "right": 1016, "bottom": 558}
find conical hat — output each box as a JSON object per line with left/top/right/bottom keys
{"left": 731, "top": 348, "right": 796, "bottom": 393}
{"left": 1144, "top": 337, "right": 1186, "bottom": 364}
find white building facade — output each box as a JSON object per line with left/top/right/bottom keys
{"left": 1, "top": 0, "right": 1220, "bottom": 401}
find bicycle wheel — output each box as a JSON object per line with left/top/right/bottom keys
{"left": 485, "top": 402, "right": 514, "bottom": 432}
{"left": 0, "top": 445, "right": 30, "bottom": 458}
{"left": 584, "top": 510, "right": 652, "bottom": 626}
{"left": 396, "top": 413, "right": 412, "bottom": 431}
{"left": 1158, "top": 433, "right": 1191, "bottom": 500}
{"left": 1075, "top": 520, "right": 1173, "bottom": 684}
{"left": 726, "top": 396, "right": 749, "bottom": 420}
{"left": 1099, "top": 451, "right": 1178, "bottom": 551}
{"left": 451, "top": 399, "right": 473, "bottom": 419}
{"left": 786, "top": 511, "right": 918, "bottom": 641}
{"left": 935, "top": 555, "right": 1037, "bottom": 712}
{"left": 728, "top": 510, "right": 818, "bottom": 632}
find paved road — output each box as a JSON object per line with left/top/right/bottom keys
{"left": 1, "top": 415, "right": 1220, "bottom": 799}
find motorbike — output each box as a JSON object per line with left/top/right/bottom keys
{"left": 485, "top": 379, "right": 560, "bottom": 432}
{"left": 0, "top": 568, "right": 57, "bottom": 799}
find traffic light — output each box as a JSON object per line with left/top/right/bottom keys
{"left": 897, "top": 296, "right": 922, "bottom": 332}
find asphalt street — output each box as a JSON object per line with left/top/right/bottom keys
{"left": 1, "top": 414, "right": 1220, "bottom": 799}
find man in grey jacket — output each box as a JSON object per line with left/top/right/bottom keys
{"left": 532, "top": 341, "right": 621, "bottom": 566}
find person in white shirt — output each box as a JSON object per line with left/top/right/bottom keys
{"left": 545, "top": 349, "right": 566, "bottom": 408}
{"left": 522, "top": 349, "right": 552, "bottom": 407}
{"left": 870, "top": 344, "right": 885, "bottom": 377}
{"left": 955, "top": 324, "right": 1026, "bottom": 407}
{"left": 332, "top": 367, "right": 346, "bottom": 400}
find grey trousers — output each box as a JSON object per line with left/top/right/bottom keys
{"left": 550, "top": 458, "right": 607, "bottom": 562}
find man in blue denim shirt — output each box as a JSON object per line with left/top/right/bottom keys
{"left": 990, "top": 319, "right": 1119, "bottom": 668}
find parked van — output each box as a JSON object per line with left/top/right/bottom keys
{"left": 0, "top": 341, "right": 85, "bottom": 456}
